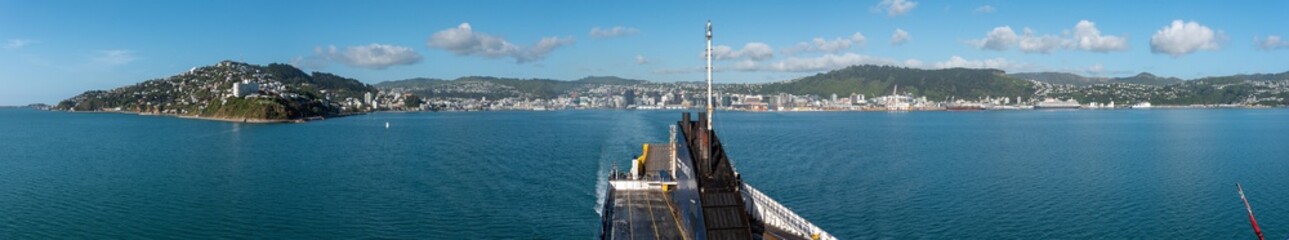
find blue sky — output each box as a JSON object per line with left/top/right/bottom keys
{"left": 2, "top": 0, "right": 1288, "bottom": 105}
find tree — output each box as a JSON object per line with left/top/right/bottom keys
{"left": 405, "top": 95, "right": 423, "bottom": 109}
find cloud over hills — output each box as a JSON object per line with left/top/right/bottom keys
{"left": 293, "top": 44, "right": 422, "bottom": 70}
{"left": 710, "top": 42, "right": 775, "bottom": 61}
{"left": 891, "top": 29, "right": 910, "bottom": 45}
{"left": 1150, "top": 20, "right": 1223, "bottom": 57}
{"left": 589, "top": 26, "right": 640, "bottom": 38}
{"left": 428, "top": 23, "right": 575, "bottom": 63}
{"left": 968, "top": 20, "right": 1127, "bottom": 54}
{"left": 1256, "top": 35, "right": 1289, "bottom": 50}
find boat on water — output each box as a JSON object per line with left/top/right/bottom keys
{"left": 1034, "top": 98, "right": 1081, "bottom": 109}
{"left": 1131, "top": 102, "right": 1153, "bottom": 109}
{"left": 945, "top": 101, "right": 987, "bottom": 111}
{"left": 598, "top": 21, "right": 834, "bottom": 240}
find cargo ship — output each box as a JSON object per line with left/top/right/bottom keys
{"left": 597, "top": 21, "right": 834, "bottom": 240}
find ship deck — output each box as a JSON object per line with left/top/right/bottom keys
{"left": 601, "top": 115, "right": 835, "bottom": 240}
{"left": 607, "top": 184, "right": 686, "bottom": 240}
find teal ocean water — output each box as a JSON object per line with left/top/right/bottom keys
{"left": 2, "top": 108, "right": 1289, "bottom": 239}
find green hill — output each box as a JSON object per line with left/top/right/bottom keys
{"left": 758, "top": 65, "right": 1036, "bottom": 100}
{"left": 1011, "top": 72, "right": 1183, "bottom": 87}
{"left": 1049, "top": 71, "right": 1289, "bottom": 106}
{"left": 1113, "top": 72, "right": 1183, "bottom": 86}
{"left": 1009, "top": 72, "right": 1109, "bottom": 86}
{"left": 574, "top": 76, "right": 648, "bottom": 85}
{"left": 56, "top": 61, "right": 375, "bottom": 121}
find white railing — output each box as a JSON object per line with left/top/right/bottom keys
{"left": 741, "top": 183, "right": 837, "bottom": 240}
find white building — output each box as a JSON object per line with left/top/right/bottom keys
{"left": 232, "top": 80, "right": 259, "bottom": 97}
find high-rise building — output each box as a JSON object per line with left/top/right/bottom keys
{"left": 232, "top": 80, "right": 259, "bottom": 97}
{"left": 624, "top": 90, "right": 636, "bottom": 106}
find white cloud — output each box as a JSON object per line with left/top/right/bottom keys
{"left": 762, "top": 53, "right": 905, "bottom": 72}
{"left": 904, "top": 59, "right": 924, "bottom": 68}
{"left": 710, "top": 42, "right": 774, "bottom": 61}
{"left": 874, "top": 0, "right": 918, "bottom": 16}
{"left": 734, "top": 60, "right": 759, "bottom": 71}
{"left": 973, "top": 5, "right": 995, "bottom": 14}
{"left": 1018, "top": 28, "right": 1064, "bottom": 54}
{"left": 4, "top": 39, "right": 34, "bottom": 50}
{"left": 427, "top": 22, "right": 575, "bottom": 63}
{"left": 782, "top": 36, "right": 860, "bottom": 55}
{"left": 891, "top": 28, "right": 910, "bottom": 45}
{"left": 529, "top": 37, "right": 576, "bottom": 60}
{"left": 294, "top": 44, "right": 422, "bottom": 70}
{"left": 661, "top": 53, "right": 912, "bottom": 73}
{"left": 1087, "top": 63, "right": 1105, "bottom": 75}
{"left": 1255, "top": 35, "right": 1289, "bottom": 50}
{"left": 289, "top": 55, "right": 328, "bottom": 70}
{"left": 662, "top": 54, "right": 1027, "bottom": 74}
{"left": 635, "top": 55, "right": 649, "bottom": 65}
{"left": 969, "top": 26, "right": 1018, "bottom": 51}
{"left": 1150, "top": 20, "right": 1222, "bottom": 57}
{"left": 652, "top": 67, "right": 703, "bottom": 74}
{"left": 811, "top": 38, "right": 853, "bottom": 52}
{"left": 932, "top": 55, "right": 1017, "bottom": 70}
{"left": 852, "top": 32, "right": 868, "bottom": 46}
{"left": 92, "top": 50, "right": 136, "bottom": 67}
{"left": 967, "top": 20, "right": 1124, "bottom": 54}
{"left": 329, "top": 44, "right": 422, "bottom": 69}
{"left": 778, "top": 43, "right": 809, "bottom": 55}
{"left": 1071, "top": 20, "right": 1128, "bottom": 52}
{"left": 589, "top": 26, "right": 640, "bottom": 38}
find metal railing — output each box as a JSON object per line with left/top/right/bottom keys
{"left": 741, "top": 183, "right": 837, "bottom": 240}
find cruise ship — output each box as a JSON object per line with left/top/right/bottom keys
{"left": 597, "top": 21, "right": 834, "bottom": 240}
{"left": 1034, "top": 98, "right": 1081, "bottom": 109}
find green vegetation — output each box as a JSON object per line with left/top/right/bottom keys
{"left": 574, "top": 76, "right": 648, "bottom": 85}
{"left": 1042, "top": 71, "right": 1289, "bottom": 106}
{"left": 1113, "top": 73, "right": 1183, "bottom": 86}
{"left": 1008, "top": 72, "right": 1109, "bottom": 86}
{"left": 198, "top": 97, "right": 333, "bottom": 120}
{"left": 1010, "top": 72, "right": 1182, "bottom": 86}
{"left": 758, "top": 65, "right": 1036, "bottom": 100}
{"left": 404, "top": 95, "right": 423, "bottom": 108}
{"left": 371, "top": 77, "right": 446, "bottom": 89}
{"left": 56, "top": 61, "right": 376, "bottom": 120}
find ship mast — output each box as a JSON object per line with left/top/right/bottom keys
{"left": 1238, "top": 183, "right": 1266, "bottom": 240}
{"left": 706, "top": 20, "right": 714, "bottom": 130}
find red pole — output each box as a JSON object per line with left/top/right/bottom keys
{"left": 1238, "top": 183, "right": 1266, "bottom": 240}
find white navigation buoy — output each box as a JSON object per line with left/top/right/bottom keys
{"left": 385, "top": 122, "right": 390, "bottom": 129}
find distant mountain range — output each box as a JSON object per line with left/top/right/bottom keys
{"left": 370, "top": 64, "right": 1289, "bottom": 105}
{"left": 373, "top": 66, "right": 1041, "bottom": 101}
{"left": 757, "top": 65, "right": 1035, "bottom": 100}
{"left": 57, "top": 62, "right": 1289, "bottom": 118}
{"left": 1008, "top": 72, "right": 1183, "bottom": 86}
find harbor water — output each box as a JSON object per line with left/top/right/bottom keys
{"left": 2, "top": 108, "right": 1288, "bottom": 239}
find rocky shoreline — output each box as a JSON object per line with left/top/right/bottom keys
{"left": 64, "top": 109, "right": 327, "bottom": 123}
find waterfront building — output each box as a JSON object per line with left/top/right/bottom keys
{"left": 232, "top": 80, "right": 259, "bottom": 98}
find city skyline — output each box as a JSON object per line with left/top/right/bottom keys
{"left": 2, "top": 0, "right": 1288, "bottom": 105}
